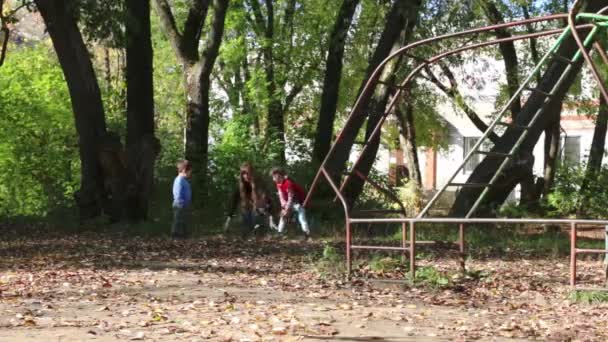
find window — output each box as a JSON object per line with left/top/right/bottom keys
{"left": 562, "top": 136, "right": 581, "bottom": 164}
{"left": 463, "top": 137, "right": 493, "bottom": 173}
{"left": 463, "top": 137, "right": 480, "bottom": 173}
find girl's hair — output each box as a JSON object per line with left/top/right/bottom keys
{"left": 239, "top": 162, "right": 267, "bottom": 210}
{"left": 270, "top": 167, "right": 286, "bottom": 176}
{"left": 176, "top": 159, "right": 192, "bottom": 173}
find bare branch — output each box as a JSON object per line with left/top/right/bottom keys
{"left": 151, "top": 0, "right": 183, "bottom": 60}
{"left": 429, "top": 62, "right": 500, "bottom": 143}
{"left": 282, "top": 83, "right": 303, "bottom": 114}
{"left": 199, "top": 0, "right": 229, "bottom": 78}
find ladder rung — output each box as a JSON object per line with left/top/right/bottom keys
{"left": 475, "top": 151, "right": 512, "bottom": 158}
{"left": 496, "top": 122, "right": 529, "bottom": 130}
{"left": 551, "top": 52, "right": 574, "bottom": 65}
{"left": 448, "top": 183, "right": 491, "bottom": 188}
{"left": 524, "top": 87, "right": 552, "bottom": 97}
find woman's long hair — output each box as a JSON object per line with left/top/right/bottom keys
{"left": 238, "top": 162, "right": 267, "bottom": 211}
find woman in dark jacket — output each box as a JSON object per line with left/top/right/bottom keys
{"left": 224, "top": 162, "right": 275, "bottom": 233}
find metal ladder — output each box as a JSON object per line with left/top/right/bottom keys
{"left": 418, "top": 16, "right": 608, "bottom": 218}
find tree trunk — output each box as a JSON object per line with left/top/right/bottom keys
{"left": 397, "top": 100, "right": 423, "bottom": 213}
{"left": 579, "top": 95, "right": 608, "bottom": 212}
{"left": 184, "top": 63, "right": 209, "bottom": 199}
{"left": 481, "top": 0, "right": 521, "bottom": 118}
{"left": 449, "top": 0, "right": 608, "bottom": 217}
{"left": 35, "top": 0, "right": 108, "bottom": 220}
{"left": 542, "top": 110, "right": 562, "bottom": 197}
{"left": 125, "top": 0, "right": 160, "bottom": 222}
{"left": 586, "top": 95, "right": 608, "bottom": 173}
{"left": 340, "top": 0, "right": 422, "bottom": 207}
{"left": 399, "top": 102, "right": 422, "bottom": 188}
{"left": 312, "top": 0, "right": 360, "bottom": 165}
{"left": 153, "top": 0, "right": 228, "bottom": 202}
{"left": 324, "top": 0, "right": 421, "bottom": 188}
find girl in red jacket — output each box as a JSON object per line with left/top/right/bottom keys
{"left": 270, "top": 167, "right": 310, "bottom": 238}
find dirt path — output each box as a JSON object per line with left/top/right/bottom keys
{"left": 1, "top": 235, "right": 607, "bottom": 341}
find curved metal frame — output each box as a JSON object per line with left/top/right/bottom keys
{"left": 306, "top": 8, "right": 608, "bottom": 217}
{"left": 305, "top": 1, "right": 608, "bottom": 284}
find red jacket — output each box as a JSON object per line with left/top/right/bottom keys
{"left": 276, "top": 177, "right": 306, "bottom": 208}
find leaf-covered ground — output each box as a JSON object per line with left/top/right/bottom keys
{"left": 1, "top": 227, "right": 608, "bottom": 341}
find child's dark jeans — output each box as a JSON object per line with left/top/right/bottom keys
{"left": 171, "top": 206, "right": 191, "bottom": 238}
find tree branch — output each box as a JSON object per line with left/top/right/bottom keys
{"left": 481, "top": 0, "right": 521, "bottom": 118}
{"left": 427, "top": 62, "right": 500, "bottom": 143}
{"left": 200, "top": 0, "right": 229, "bottom": 78}
{"left": 181, "top": 0, "right": 211, "bottom": 54}
{"left": 247, "top": 0, "right": 266, "bottom": 36}
{"left": 0, "top": 0, "right": 8, "bottom": 67}
{"left": 282, "top": 83, "right": 303, "bottom": 114}
{"left": 152, "top": 0, "right": 184, "bottom": 61}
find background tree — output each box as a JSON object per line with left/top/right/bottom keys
{"left": 34, "top": 0, "right": 108, "bottom": 220}
{"left": 153, "top": 0, "right": 230, "bottom": 199}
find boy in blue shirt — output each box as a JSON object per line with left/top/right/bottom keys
{"left": 172, "top": 160, "right": 192, "bottom": 239}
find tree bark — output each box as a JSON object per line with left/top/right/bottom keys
{"left": 396, "top": 98, "right": 422, "bottom": 213}
{"left": 481, "top": 0, "right": 521, "bottom": 118}
{"left": 586, "top": 95, "right": 608, "bottom": 173}
{"left": 324, "top": 0, "right": 421, "bottom": 190}
{"left": 399, "top": 102, "right": 422, "bottom": 189}
{"left": 542, "top": 107, "right": 562, "bottom": 196}
{"left": 35, "top": 0, "right": 108, "bottom": 220}
{"left": 340, "top": 0, "right": 422, "bottom": 207}
{"left": 449, "top": 0, "right": 608, "bottom": 217}
{"left": 125, "top": 0, "right": 160, "bottom": 222}
{"left": 312, "top": 0, "right": 360, "bottom": 165}
{"left": 579, "top": 95, "right": 608, "bottom": 212}
{"left": 153, "top": 0, "right": 229, "bottom": 200}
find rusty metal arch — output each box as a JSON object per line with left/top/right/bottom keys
{"left": 304, "top": 1, "right": 608, "bottom": 283}
{"left": 305, "top": 9, "right": 608, "bottom": 216}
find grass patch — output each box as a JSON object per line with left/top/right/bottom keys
{"left": 369, "top": 255, "right": 402, "bottom": 273}
{"left": 408, "top": 265, "right": 450, "bottom": 288}
{"left": 313, "top": 243, "right": 346, "bottom": 277}
{"left": 569, "top": 289, "right": 608, "bottom": 304}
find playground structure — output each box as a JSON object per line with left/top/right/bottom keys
{"left": 304, "top": 0, "right": 608, "bottom": 288}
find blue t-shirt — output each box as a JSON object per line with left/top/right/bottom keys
{"left": 172, "top": 175, "right": 192, "bottom": 208}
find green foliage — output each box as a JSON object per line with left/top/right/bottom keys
{"left": 569, "top": 290, "right": 608, "bottom": 304}
{"left": 394, "top": 181, "right": 423, "bottom": 216}
{"left": 547, "top": 163, "right": 608, "bottom": 219}
{"left": 369, "top": 255, "right": 402, "bottom": 273}
{"left": 411, "top": 265, "right": 450, "bottom": 288}
{"left": 0, "top": 44, "right": 78, "bottom": 216}
{"left": 314, "top": 242, "right": 345, "bottom": 276}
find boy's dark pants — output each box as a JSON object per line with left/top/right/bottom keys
{"left": 171, "top": 206, "right": 190, "bottom": 238}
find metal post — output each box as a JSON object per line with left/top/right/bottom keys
{"left": 459, "top": 223, "right": 466, "bottom": 274}
{"left": 570, "top": 222, "right": 577, "bottom": 287}
{"left": 409, "top": 221, "right": 416, "bottom": 280}
{"left": 402, "top": 222, "right": 407, "bottom": 261}
{"left": 604, "top": 225, "right": 608, "bottom": 280}
{"left": 346, "top": 220, "right": 352, "bottom": 277}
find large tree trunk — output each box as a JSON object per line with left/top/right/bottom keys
{"left": 312, "top": 0, "right": 360, "bottom": 165}
{"left": 153, "top": 0, "right": 228, "bottom": 201}
{"left": 341, "top": 0, "right": 422, "bottom": 207}
{"left": 324, "top": 0, "right": 421, "bottom": 190}
{"left": 125, "top": 0, "right": 160, "bottom": 222}
{"left": 579, "top": 95, "right": 608, "bottom": 212}
{"left": 542, "top": 106, "right": 562, "bottom": 196}
{"left": 585, "top": 95, "right": 608, "bottom": 173}
{"left": 449, "top": 0, "right": 608, "bottom": 217}
{"left": 35, "top": 0, "right": 108, "bottom": 220}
